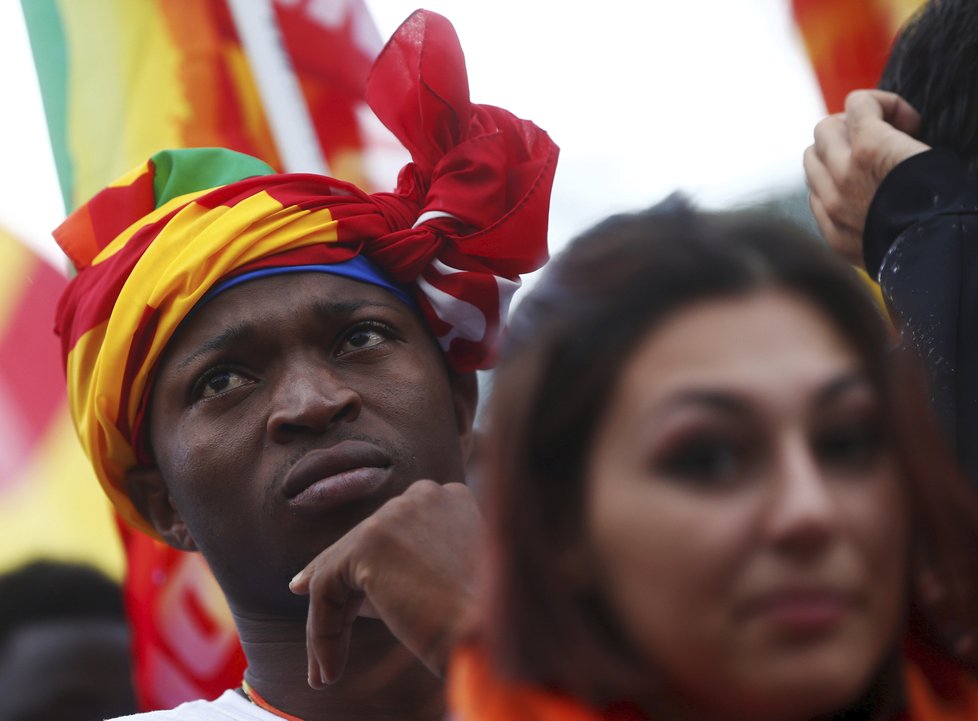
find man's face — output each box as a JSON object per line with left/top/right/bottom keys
{"left": 139, "top": 272, "right": 474, "bottom": 615}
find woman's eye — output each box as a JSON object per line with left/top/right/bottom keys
{"left": 815, "top": 423, "right": 882, "bottom": 468}
{"left": 657, "top": 438, "right": 747, "bottom": 486}
{"left": 338, "top": 325, "right": 390, "bottom": 355}
{"left": 197, "top": 369, "right": 252, "bottom": 399}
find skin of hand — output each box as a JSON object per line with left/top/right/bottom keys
{"left": 804, "top": 90, "right": 930, "bottom": 269}
{"left": 289, "top": 480, "right": 483, "bottom": 688}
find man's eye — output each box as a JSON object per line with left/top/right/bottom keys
{"left": 337, "top": 324, "right": 390, "bottom": 355}
{"left": 197, "top": 369, "right": 252, "bottom": 399}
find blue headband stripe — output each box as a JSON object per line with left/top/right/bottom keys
{"left": 199, "top": 255, "right": 418, "bottom": 310}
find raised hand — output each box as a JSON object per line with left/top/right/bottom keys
{"left": 289, "top": 480, "right": 483, "bottom": 687}
{"left": 804, "top": 89, "right": 929, "bottom": 268}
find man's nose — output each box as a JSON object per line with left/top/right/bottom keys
{"left": 266, "top": 360, "right": 362, "bottom": 443}
{"left": 763, "top": 434, "right": 839, "bottom": 560}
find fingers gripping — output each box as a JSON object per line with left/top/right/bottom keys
{"left": 846, "top": 90, "right": 921, "bottom": 138}
{"left": 803, "top": 91, "right": 929, "bottom": 269}
{"left": 812, "top": 114, "right": 851, "bottom": 179}
{"left": 292, "top": 556, "right": 365, "bottom": 687}
{"left": 804, "top": 121, "right": 865, "bottom": 267}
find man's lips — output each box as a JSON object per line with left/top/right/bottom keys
{"left": 282, "top": 440, "right": 393, "bottom": 510}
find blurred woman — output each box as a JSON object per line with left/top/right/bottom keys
{"left": 450, "top": 203, "right": 978, "bottom": 721}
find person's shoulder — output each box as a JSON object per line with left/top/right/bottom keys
{"left": 106, "top": 689, "right": 277, "bottom": 721}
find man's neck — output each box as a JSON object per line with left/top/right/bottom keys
{"left": 236, "top": 613, "right": 444, "bottom": 721}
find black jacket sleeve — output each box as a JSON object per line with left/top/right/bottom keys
{"left": 864, "top": 148, "right": 978, "bottom": 480}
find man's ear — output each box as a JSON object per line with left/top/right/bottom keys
{"left": 125, "top": 466, "right": 198, "bottom": 552}
{"left": 449, "top": 370, "right": 479, "bottom": 462}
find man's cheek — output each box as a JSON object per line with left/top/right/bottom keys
{"left": 165, "top": 435, "right": 238, "bottom": 497}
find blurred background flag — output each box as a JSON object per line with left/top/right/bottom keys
{"left": 20, "top": 0, "right": 397, "bottom": 710}
{"left": 21, "top": 0, "right": 398, "bottom": 209}
{"left": 0, "top": 224, "right": 122, "bottom": 578}
{"left": 791, "top": 0, "right": 923, "bottom": 113}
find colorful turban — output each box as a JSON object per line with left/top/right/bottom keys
{"left": 53, "top": 10, "right": 558, "bottom": 535}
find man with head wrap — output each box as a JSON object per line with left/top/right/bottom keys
{"left": 54, "top": 11, "right": 558, "bottom": 721}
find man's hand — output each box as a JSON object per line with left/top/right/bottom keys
{"left": 289, "top": 480, "right": 482, "bottom": 687}
{"left": 804, "top": 89, "right": 929, "bottom": 268}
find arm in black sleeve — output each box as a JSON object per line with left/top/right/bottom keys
{"left": 865, "top": 148, "right": 978, "bottom": 480}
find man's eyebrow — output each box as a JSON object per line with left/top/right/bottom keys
{"left": 310, "top": 297, "right": 407, "bottom": 321}
{"left": 173, "top": 296, "right": 409, "bottom": 372}
{"left": 175, "top": 322, "right": 257, "bottom": 372}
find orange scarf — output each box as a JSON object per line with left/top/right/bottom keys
{"left": 448, "top": 642, "right": 978, "bottom": 721}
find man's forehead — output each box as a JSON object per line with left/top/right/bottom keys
{"left": 195, "top": 273, "right": 406, "bottom": 325}
{"left": 166, "top": 272, "right": 416, "bottom": 357}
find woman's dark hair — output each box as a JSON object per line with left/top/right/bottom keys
{"left": 480, "top": 201, "right": 978, "bottom": 705}
{"left": 880, "top": 0, "right": 978, "bottom": 172}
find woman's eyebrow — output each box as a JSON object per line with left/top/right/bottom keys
{"left": 815, "top": 372, "right": 872, "bottom": 406}
{"left": 653, "top": 390, "right": 750, "bottom": 417}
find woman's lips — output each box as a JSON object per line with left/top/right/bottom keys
{"left": 742, "top": 588, "right": 859, "bottom": 634}
{"left": 283, "top": 440, "right": 393, "bottom": 511}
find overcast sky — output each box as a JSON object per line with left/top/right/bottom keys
{"left": 0, "top": 0, "right": 826, "bottom": 269}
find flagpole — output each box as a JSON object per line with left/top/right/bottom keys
{"left": 226, "top": 0, "right": 330, "bottom": 175}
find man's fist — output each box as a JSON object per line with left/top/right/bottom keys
{"left": 804, "top": 89, "right": 929, "bottom": 268}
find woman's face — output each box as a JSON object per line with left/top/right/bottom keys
{"left": 585, "top": 290, "right": 907, "bottom": 721}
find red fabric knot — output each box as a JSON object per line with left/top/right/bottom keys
{"left": 366, "top": 10, "right": 555, "bottom": 277}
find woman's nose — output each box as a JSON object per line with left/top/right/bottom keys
{"left": 763, "top": 434, "right": 838, "bottom": 559}
{"left": 266, "top": 360, "right": 362, "bottom": 443}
